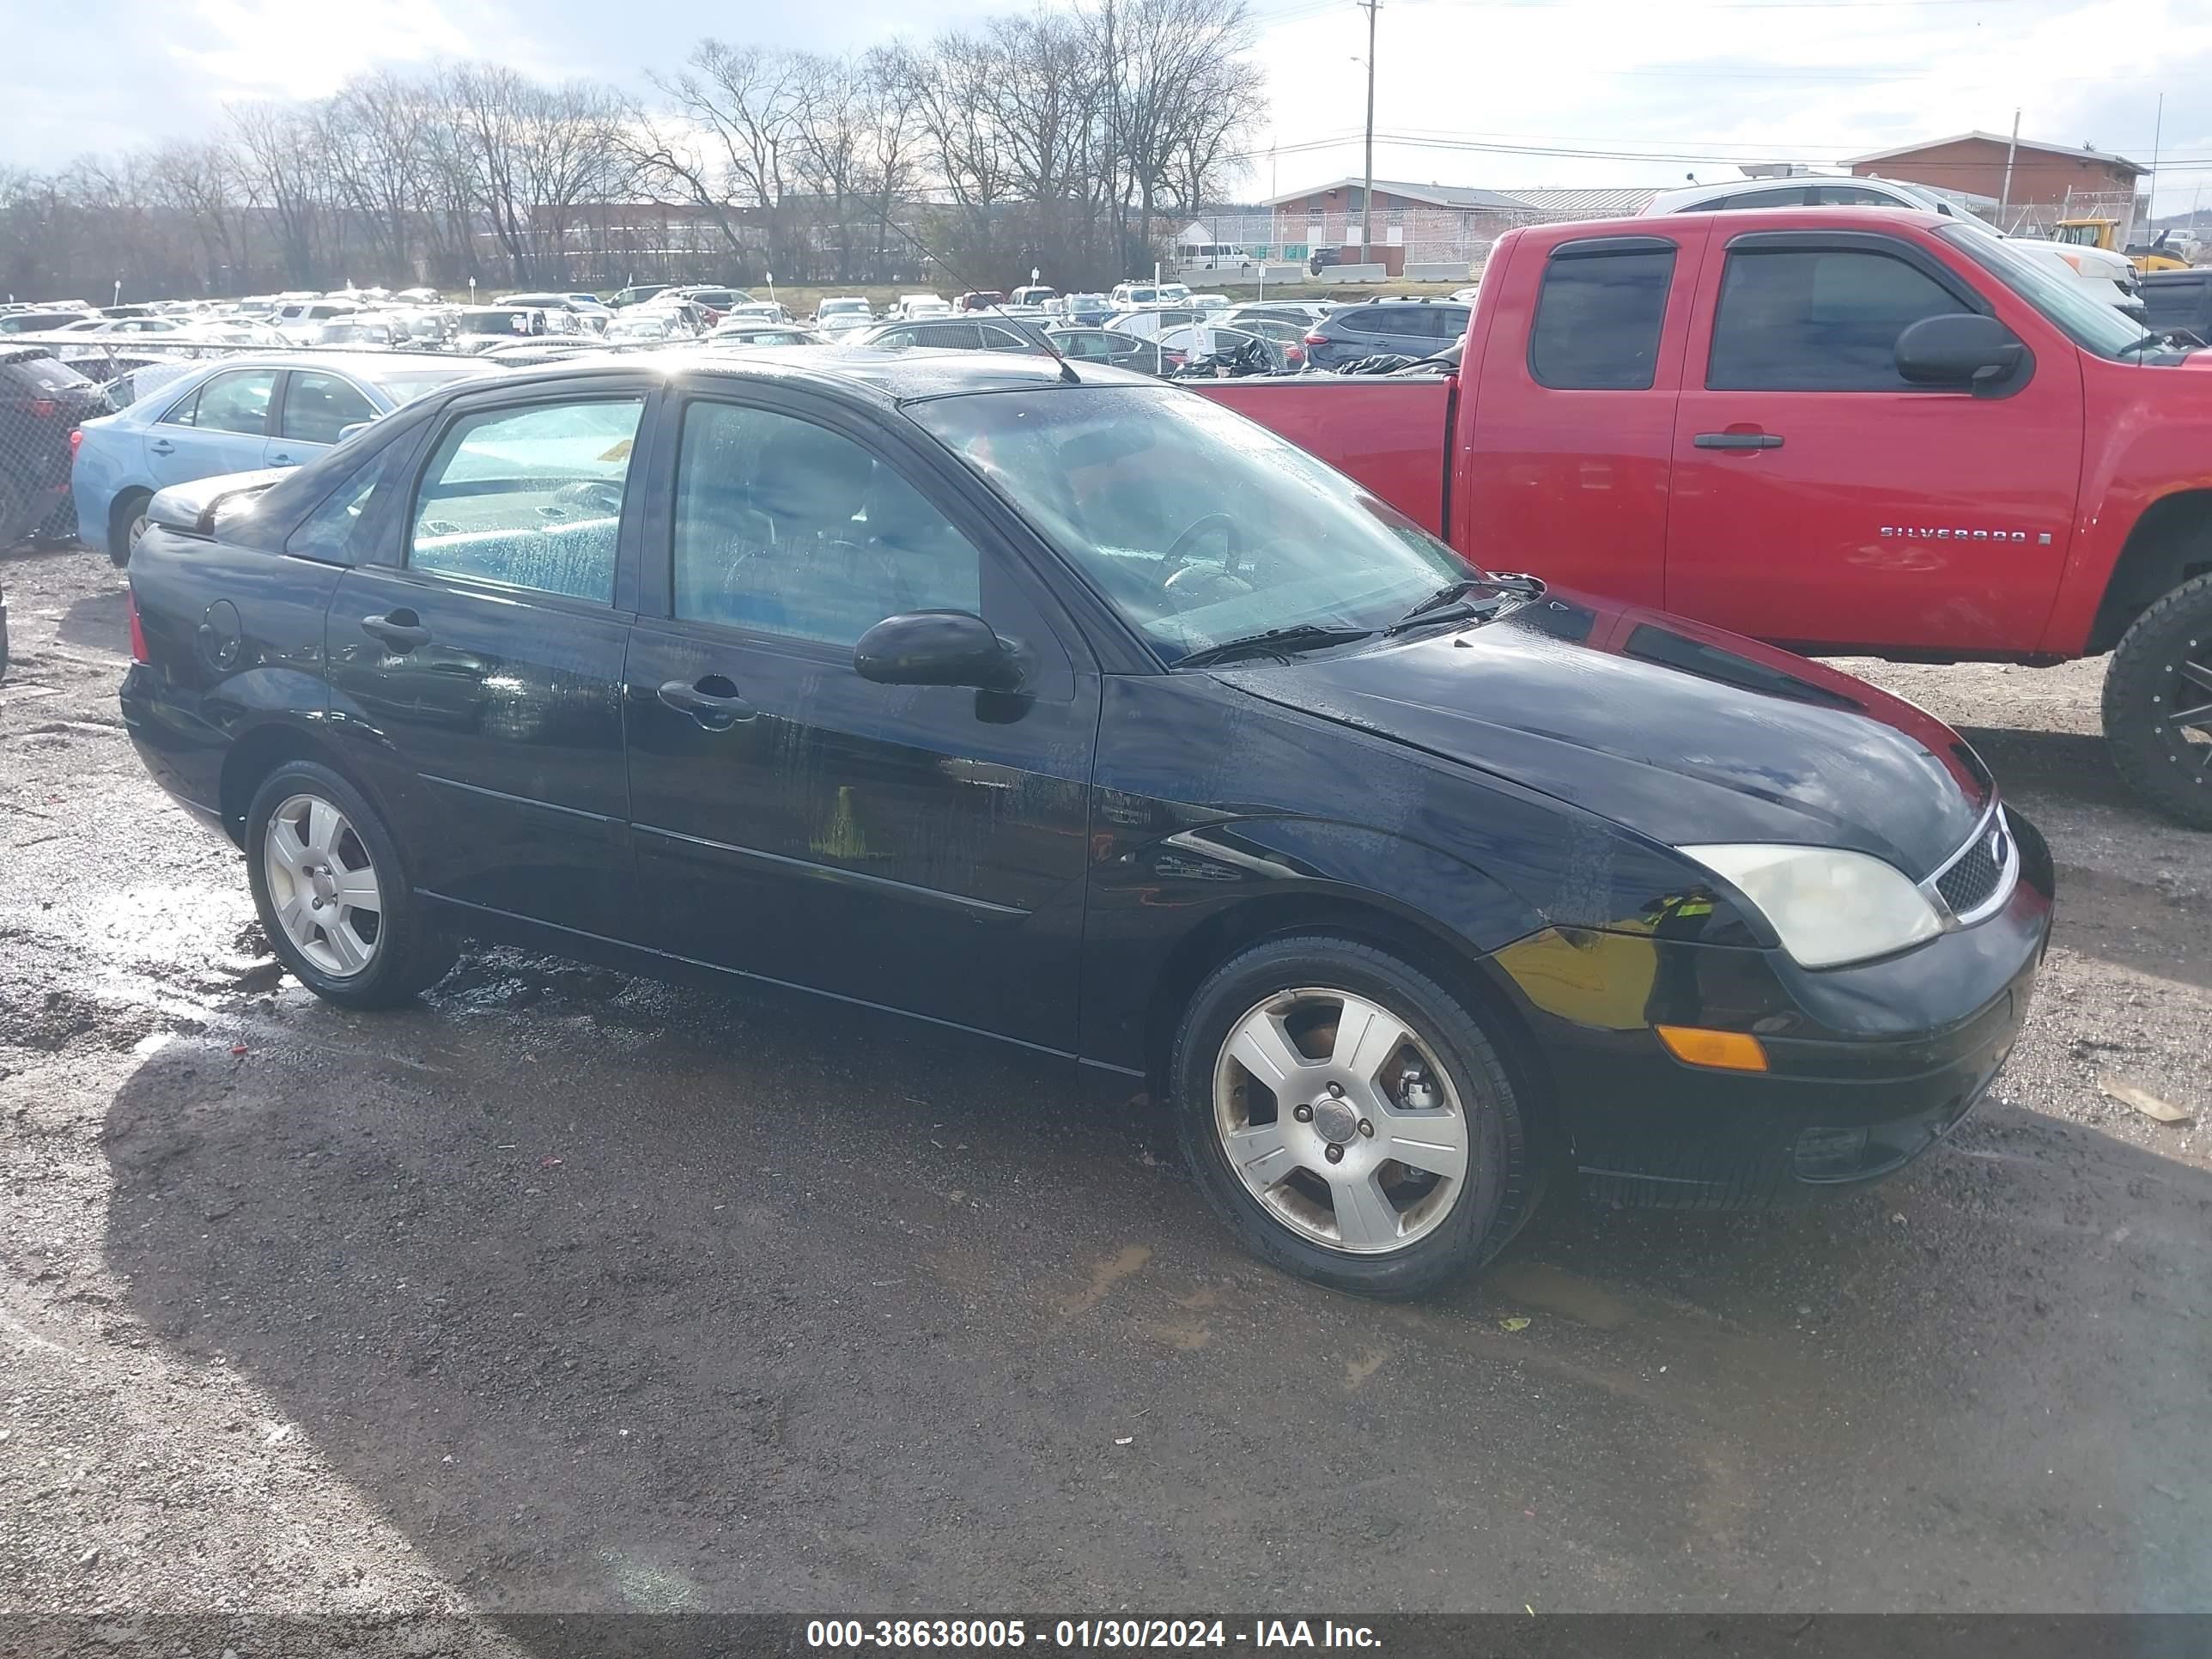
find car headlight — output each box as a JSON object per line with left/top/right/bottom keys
{"left": 1680, "top": 844, "right": 1942, "bottom": 969}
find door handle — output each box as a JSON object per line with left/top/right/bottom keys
{"left": 658, "top": 675, "right": 757, "bottom": 730}
{"left": 149, "top": 439, "right": 174, "bottom": 456}
{"left": 361, "top": 611, "right": 431, "bottom": 651}
{"left": 1693, "top": 431, "right": 1784, "bottom": 451}
{"left": 270, "top": 452, "right": 298, "bottom": 467}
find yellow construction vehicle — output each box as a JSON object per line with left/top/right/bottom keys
{"left": 2051, "top": 218, "right": 2191, "bottom": 272}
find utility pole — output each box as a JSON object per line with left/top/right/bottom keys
{"left": 1998, "top": 107, "right": 2020, "bottom": 230}
{"left": 2148, "top": 90, "right": 2163, "bottom": 240}
{"left": 1358, "top": 0, "right": 1378, "bottom": 265}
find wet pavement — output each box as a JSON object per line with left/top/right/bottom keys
{"left": 2, "top": 539, "right": 2209, "bottom": 1624}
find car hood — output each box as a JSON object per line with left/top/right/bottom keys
{"left": 1211, "top": 592, "right": 1990, "bottom": 878}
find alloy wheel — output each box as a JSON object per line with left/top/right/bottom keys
{"left": 1212, "top": 988, "right": 1471, "bottom": 1255}
{"left": 262, "top": 793, "right": 383, "bottom": 978}
{"left": 2154, "top": 639, "right": 2212, "bottom": 783}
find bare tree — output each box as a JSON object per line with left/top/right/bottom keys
{"left": 230, "top": 100, "right": 331, "bottom": 287}
{"left": 625, "top": 42, "right": 803, "bottom": 277}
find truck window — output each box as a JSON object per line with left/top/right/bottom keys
{"left": 1529, "top": 246, "right": 1676, "bottom": 390}
{"left": 1707, "top": 246, "right": 1964, "bottom": 392}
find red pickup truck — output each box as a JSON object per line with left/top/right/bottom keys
{"left": 1196, "top": 208, "right": 2212, "bottom": 828}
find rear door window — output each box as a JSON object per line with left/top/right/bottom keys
{"left": 1529, "top": 245, "right": 1678, "bottom": 390}
{"left": 407, "top": 398, "right": 644, "bottom": 602}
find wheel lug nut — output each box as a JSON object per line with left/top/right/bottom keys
{"left": 1292, "top": 1103, "right": 1314, "bottom": 1122}
{"left": 1324, "top": 1144, "right": 1345, "bottom": 1164}
{"left": 1327, "top": 1082, "right": 1344, "bottom": 1097}
{"left": 1358, "top": 1119, "right": 1373, "bottom": 1138}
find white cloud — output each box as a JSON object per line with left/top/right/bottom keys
{"left": 169, "top": 0, "right": 478, "bottom": 98}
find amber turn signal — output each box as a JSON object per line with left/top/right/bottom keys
{"left": 1655, "top": 1024, "right": 1770, "bottom": 1072}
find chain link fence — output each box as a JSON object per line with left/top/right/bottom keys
{"left": 0, "top": 333, "right": 480, "bottom": 551}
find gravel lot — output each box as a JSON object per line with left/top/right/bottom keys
{"left": 2, "top": 539, "right": 2209, "bottom": 1639}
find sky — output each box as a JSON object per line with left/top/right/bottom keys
{"left": 8, "top": 0, "right": 2212, "bottom": 217}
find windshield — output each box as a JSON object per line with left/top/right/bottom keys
{"left": 1936, "top": 224, "right": 2147, "bottom": 358}
{"left": 912, "top": 386, "right": 1476, "bottom": 665}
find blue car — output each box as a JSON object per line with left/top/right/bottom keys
{"left": 73, "top": 351, "right": 498, "bottom": 565}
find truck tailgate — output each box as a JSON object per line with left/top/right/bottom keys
{"left": 1188, "top": 376, "right": 1455, "bottom": 534}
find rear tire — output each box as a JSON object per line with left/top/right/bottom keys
{"left": 1170, "top": 933, "right": 1537, "bottom": 1298}
{"left": 2103, "top": 572, "right": 2212, "bottom": 830}
{"left": 243, "top": 761, "right": 458, "bottom": 1009}
{"left": 108, "top": 489, "right": 151, "bottom": 568}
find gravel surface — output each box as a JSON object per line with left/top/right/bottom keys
{"left": 1, "top": 541, "right": 2208, "bottom": 1642}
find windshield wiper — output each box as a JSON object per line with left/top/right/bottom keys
{"left": 1176, "top": 624, "right": 1375, "bottom": 668}
{"left": 1385, "top": 573, "right": 1544, "bottom": 635}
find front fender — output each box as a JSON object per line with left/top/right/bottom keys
{"left": 2040, "top": 361, "right": 2212, "bottom": 655}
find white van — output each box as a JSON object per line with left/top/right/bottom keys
{"left": 1177, "top": 242, "right": 1250, "bottom": 268}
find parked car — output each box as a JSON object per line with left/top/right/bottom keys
{"left": 1640, "top": 175, "right": 2145, "bottom": 317}
{"left": 705, "top": 322, "right": 825, "bottom": 348}
{"left": 858, "top": 316, "right": 1054, "bottom": 352}
{"left": 1226, "top": 301, "right": 1334, "bottom": 330}
{"left": 393, "top": 287, "right": 441, "bottom": 305}
{"left": 664, "top": 287, "right": 752, "bottom": 323}
{"left": 313, "top": 316, "right": 407, "bottom": 349}
{"left": 1187, "top": 294, "right": 1233, "bottom": 317}
{"left": 98, "top": 361, "right": 200, "bottom": 412}
{"left": 812, "top": 297, "right": 874, "bottom": 336}
{"left": 73, "top": 352, "right": 498, "bottom": 566}
{"left": 607, "top": 284, "right": 671, "bottom": 308}
{"left": 270, "top": 298, "right": 365, "bottom": 344}
{"left": 1042, "top": 326, "right": 1160, "bottom": 370}
{"left": 1153, "top": 323, "right": 1296, "bottom": 374}
{"left": 1222, "top": 316, "right": 1311, "bottom": 368}
{"left": 895, "top": 294, "right": 953, "bottom": 319}
{"left": 0, "top": 349, "right": 109, "bottom": 549}
{"left": 0, "top": 308, "right": 94, "bottom": 337}
{"left": 605, "top": 312, "right": 690, "bottom": 344}
{"left": 451, "top": 307, "right": 580, "bottom": 352}
{"left": 1010, "top": 285, "right": 1057, "bottom": 309}
{"left": 955, "top": 291, "right": 1008, "bottom": 312}
{"left": 1104, "top": 307, "right": 1201, "bottom": 342}
{"left": 118, "top": 350, "right": 2051, "bottom": 1296}
{"left": 720, "top": 301, "right": 792, "bottom": 325}
{"left": 1060, "top": 293, "right": 1112, "bottom": 325}
{"left": 1195, "top": 203, "right": 2212, "bottom": 827}
{"left": 1300, "top": 298, "right": 1473, "bottom": 372}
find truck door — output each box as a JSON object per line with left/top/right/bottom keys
{"left": 1665, "top": 227, "right": 2081, "bottom": 654}
{"left": 1459, "top": 229, "right": 1703, "bottom": 608}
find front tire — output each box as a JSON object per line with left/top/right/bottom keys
{"left": 2103, "top": 571, "right": 2212, "bottom": 830}
{"left": 108, "top": 489, "right": 151, "bottom": 568}
{"left": 1171, "top": 934, "right": 1537, "bottom": 1297}
{"left": 244, "top": 761, "right": 457, "bottom": 1009}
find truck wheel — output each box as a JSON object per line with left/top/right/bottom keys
{"left": 108, "top": 489, "right": 152, "bottom": 568}
{"left": 244, "top": 761, "right": 458, "bottom": 1009}
{"left": 2104, "top": 572, "right": 2212, "bottom": 830}
{"left": 1170, "top": 934, "right": 1537, "bottom": 1298}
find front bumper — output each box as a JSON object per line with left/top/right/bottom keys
{"left": 1490, "top": 811, "right": 2055, "bottom": 1210}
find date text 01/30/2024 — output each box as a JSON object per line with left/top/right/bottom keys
{"left": 805, "top": 1620, "right": 1382, "bottom": 1648}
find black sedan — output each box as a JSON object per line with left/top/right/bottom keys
{"left": 118, "top": 349, "right": 2051, "bottom": 1297}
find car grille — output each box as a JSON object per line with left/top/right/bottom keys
{"left": 1933, "top": 812, "right": 2012, "bottom": 918}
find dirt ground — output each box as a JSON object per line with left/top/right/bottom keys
{"left": 2, "top": 539, "right": 2208, "bottom": 1644}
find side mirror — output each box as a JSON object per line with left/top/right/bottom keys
{"left": 337, "top": 422, "right": 372, "bottom": 443}
{"left": 854, "top": 611, "right": 1025, "bottom": 692}
{"left": 1895, "top": 313, "right": 2025, "bottom": 390}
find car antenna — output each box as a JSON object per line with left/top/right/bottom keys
{"left": 864, "top": 203, "right": 1082, "bottom": 386}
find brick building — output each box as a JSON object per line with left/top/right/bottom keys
{"left": 1847, "top": 131, "right": 2146, "bottom": 227}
